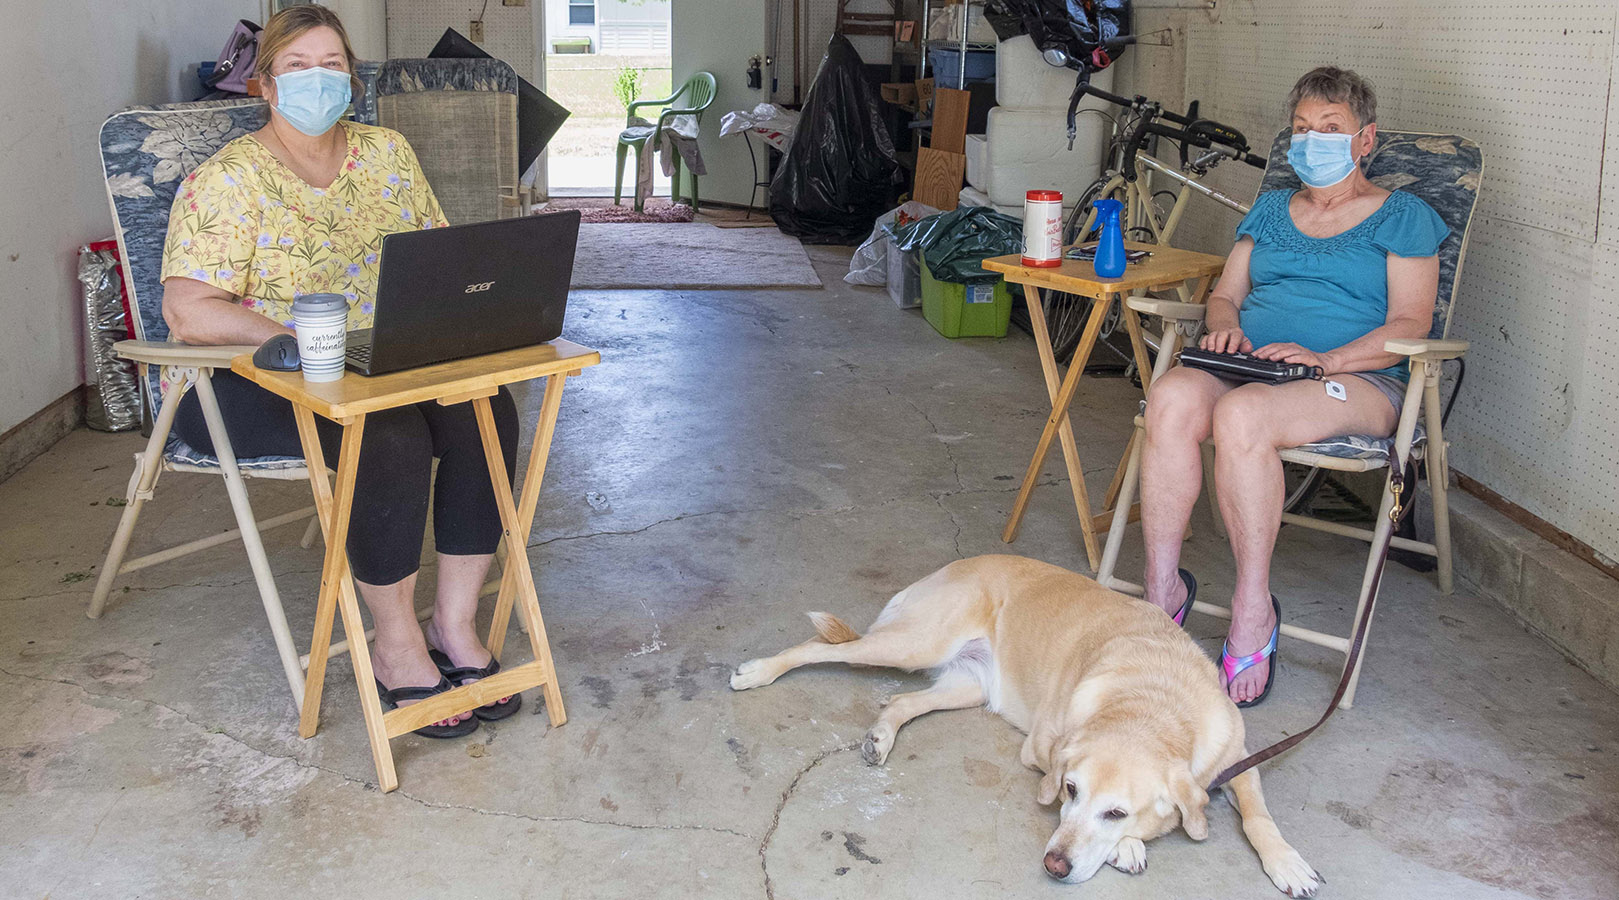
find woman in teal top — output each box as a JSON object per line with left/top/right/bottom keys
{"left": 1137, "top": 67, "right": 1449, "bottom": 707}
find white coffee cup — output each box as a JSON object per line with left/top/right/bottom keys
{"left": 290, "top": 292, "right": 349, "bottom": 383}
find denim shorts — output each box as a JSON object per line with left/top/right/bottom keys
{"left": 1347, "top": 372, "right": 1407, "bottom": 415}
{"left": 1212, "top": 371, "right": 1407, "bottom": 415}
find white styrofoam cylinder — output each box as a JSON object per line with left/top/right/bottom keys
{"left": 965, "top": 134, "right": 990, "bottom": 193}
{"left": 960, "top": 185, "right": 1079, "bottom": 215}
{"left": 983, "top": 104, "right": 1110, "bottom": 209}
{"left": 996, "top": 37, "right": 1114, "bottom": 110}
{"left": 959, "top": 185, "right": 992, "bottom": 208}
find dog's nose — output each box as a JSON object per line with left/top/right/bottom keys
{"left": 1043, "top": 850, "right": 1071, "bottom": 879}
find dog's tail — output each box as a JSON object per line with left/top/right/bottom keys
{"left": 807, "top": 611, "right": 860, "bottom": 644}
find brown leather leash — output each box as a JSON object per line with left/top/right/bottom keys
{"left": 1207, "top": 454, "right": 1413, "bottom": 792}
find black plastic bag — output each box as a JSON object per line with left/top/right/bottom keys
{"left": 889, "top": 207, "right": 1024, "bottom": 284}
{"left": 988, "top": 1, "right": 1132, "bottom": 72}
{"left": 770, "top": 35, "right": 903, "bottom": 244}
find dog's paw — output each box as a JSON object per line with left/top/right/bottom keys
{"left": 1107, "top": 837, "right": 1146, "bottom": 875}
{"left": 1263, "top": 846, "right": 1321, "bottom": 898}
{"left": 730, "top": 659, "right": 776, "bottom": 691}
{"left": 861, "top": 727, "right": 894, "bottom": 766}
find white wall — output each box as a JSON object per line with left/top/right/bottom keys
{"left": 1117, "top": 0, "right": 1619, "bottom": 565}
{"left": 671, "top": 0, "right": 769, "bottom": 206}
{"left": 0, "top": 0, "right": 260, "bottom": 434}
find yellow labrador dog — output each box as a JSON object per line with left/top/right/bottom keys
{"left": 731, "top": 555, "right": 1320, "bottom": 896}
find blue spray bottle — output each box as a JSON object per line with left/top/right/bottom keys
{"left": 1092, "top": 198, "right": 1126, "bottom": 278}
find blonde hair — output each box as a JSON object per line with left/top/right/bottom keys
{"left": 258, "top": 4, "right": 364, "bottom": 99}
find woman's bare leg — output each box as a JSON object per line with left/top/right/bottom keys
{"left": 425, "top": 553, "right": 514, "bottom": 708}
{"left": 1140, "top": 368, "right": 1234, "bottom": 615}
{"left": 358, "top": 574, "right": 470, "bottom": 726}
{"left": 1210, "top": 378, "right": 1398, "bottom": 703}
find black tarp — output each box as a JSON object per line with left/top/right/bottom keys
{"left": 769, "top": 35, "right": 903, "bottom": 244}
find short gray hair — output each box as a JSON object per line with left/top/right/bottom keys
{"left": 1287, "top": 67, "right": 1376, "bottom": 127}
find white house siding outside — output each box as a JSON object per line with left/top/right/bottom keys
{"left": 544, "top": 0, "right": 671, "bottom": 54}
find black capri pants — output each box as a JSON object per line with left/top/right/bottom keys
{"left": 173, "top": 370, "right": 519, "bottom": 586}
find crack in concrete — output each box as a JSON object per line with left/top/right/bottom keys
{"left": 900, "top": 397, "right": 970, "bottom": 558}
{"left": 0, "top": 570, "right": 326, "bottom": 605}
{"left": 6, "top": 483, "right": 1088, "bottom": 605}
{"left": 385, "top": 792, "right": 756, "bottom": 841}
{"left": 527, "top": 507, "right": 773, "bottom": 550}
{"left": 758, "top": 742, "right": 859, "bottom": 900}
{"left": 0, "top": 664, "right": 758, "bottom": 842}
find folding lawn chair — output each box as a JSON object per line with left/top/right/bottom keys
{"left": 1097, "top": 129, "right": 1485, "bottom": 709}
{"left": 89, "top": 90, "right": 504, "bottom": 712}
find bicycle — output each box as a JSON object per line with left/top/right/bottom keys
{"left": 1027, "top": 85, "right": 1266, "bottom": 372}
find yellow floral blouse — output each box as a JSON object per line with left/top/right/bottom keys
{"left": 160, "top": 121, "right": 447, "bottom": 330}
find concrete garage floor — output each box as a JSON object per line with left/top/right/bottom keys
{"left": 3, "top": 245, "right": 1617, "bottom": 900}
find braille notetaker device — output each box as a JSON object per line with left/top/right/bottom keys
{"left": 1175, "top": 348, "right": 1323, "bottom": 385}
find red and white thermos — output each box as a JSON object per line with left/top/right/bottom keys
{"left": 1021, "top": 189, "right": 1063, "bottom": 267}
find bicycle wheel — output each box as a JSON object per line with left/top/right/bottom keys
{"left": 1063, "top": 176, "right": 1118, "bottom": 245}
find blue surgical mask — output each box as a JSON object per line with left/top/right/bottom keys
{"left": 1287, "top": 127, "right": 1365, "bottom": 188}
{"left": 272, "top": 67, "right": 353, "bottom": 137}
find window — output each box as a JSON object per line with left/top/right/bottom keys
{"left": 568, "top": 0, "right": 595, "bottom": 26}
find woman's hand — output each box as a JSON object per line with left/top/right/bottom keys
{"left": 1252, "top": 342, "right": 1333, "bottom": 371}
{"left": 1199, "top": 327, "right": 1253, "bottom": 354}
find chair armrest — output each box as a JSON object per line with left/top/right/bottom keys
{"left": 628, "top": 87, "right": 684, "bottom": 117}
{"left": 1125, "top": 297, "right": 1207, "bottom": 321}
{"left": 1384, "top": 337, "right": 1468, "bottom": 359}
{"left": 114, "top": 340, "right": 257, "bottom": 367}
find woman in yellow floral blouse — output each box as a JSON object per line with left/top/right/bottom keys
{"left": 161, "top": 6, "right": 516, "bottom": 737}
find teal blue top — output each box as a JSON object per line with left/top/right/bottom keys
{"left": 1234, "top": 189, "right": 1449, "bottom": 380}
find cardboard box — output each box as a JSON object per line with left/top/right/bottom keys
{"left": 881, "top": 82, "right": 917, "bottom": 106}
{"left": 914, "top": 78, "right": 935, "bottom": 116}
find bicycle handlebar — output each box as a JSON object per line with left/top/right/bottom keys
{"left": 1074, "top": 81, "right": 1265, "bottom": 173}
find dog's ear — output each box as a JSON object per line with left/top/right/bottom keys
{"left": 1168, "top": 766, "right": 1210, "bottom": 840}
{"left": 1021, "top": 716, "right": 1058, "bottom": 772}
{"left": 1037, "top": 767, "right": 1065, "bottom": 806}
{"left": 1036, "top": 743, "right": 1075, "bottom": 806}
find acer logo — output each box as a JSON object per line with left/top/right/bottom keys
{"left": 465, "top": 281, "right": 495, "bottom": 293}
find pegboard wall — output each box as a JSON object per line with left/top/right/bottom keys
{"left": 1138, "top": 0, "right": 1619, "bottom": 564}
{"left": 774, "top": 0, "right": 901, "bottom": 104}
{"left": 386, "top": 0, "right": 537, "bottom": 80}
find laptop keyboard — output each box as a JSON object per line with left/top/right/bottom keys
{"left": 346, "top": 343, "right": 372, "bottom": 365}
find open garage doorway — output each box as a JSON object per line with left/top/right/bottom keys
{"left": 544, "top": 0, "right": 673, "bottom": 197}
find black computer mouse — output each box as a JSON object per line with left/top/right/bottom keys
{"left": 253, "top": 333, "right": 301, "bottom": 372}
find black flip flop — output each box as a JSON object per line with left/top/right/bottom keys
{"left": 1172, "top": 568, "right": 1197, "bottom": 628}
{"left": 375, "top": 676, "right": 480, "bottom": 738}
{"left": 429, "top": 648, "right": 523, "bottom": 721}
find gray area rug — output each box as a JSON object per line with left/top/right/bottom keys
{"left": 570, "top": 223, "right": 822, "bottom": 289}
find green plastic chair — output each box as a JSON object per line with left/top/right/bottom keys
{"left": 614, "top": 71, "right": 716, "bottom": 211}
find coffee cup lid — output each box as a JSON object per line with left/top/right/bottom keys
{"left": 291, "top": 292, "right": 348, "bottom": 316}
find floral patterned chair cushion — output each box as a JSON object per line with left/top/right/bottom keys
{"left": 100, "top": 99, "right": 269, "bottom": 411}
{"left": 1254, "top": 129, "right": 1482, "bottom": 464}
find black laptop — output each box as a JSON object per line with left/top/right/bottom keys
{"left": 345, "top": 211, "right": 580, "bottom": 376}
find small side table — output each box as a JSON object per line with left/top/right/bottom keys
{"left": 234, "top": 339, "right": 601, "bottom": 792}
{"left": 982, "top": 243, "right": 1226, "bottom": 570}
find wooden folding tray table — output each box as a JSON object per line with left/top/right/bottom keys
{"left": 982, "top": 242, "right": 1225, "bottom": 569}
{"left": 234, "top": 339, "right": 600, "bottom": 792}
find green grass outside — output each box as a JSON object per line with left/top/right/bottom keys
{"left": 546, "top": 54, "right": 673, "bottom": 120}
{"left": 546, "top": 53, "right": 673, "bottom": 163}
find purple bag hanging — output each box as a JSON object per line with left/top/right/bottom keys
{"left": 208, "top": 20, "right": 262, "bottom": 95}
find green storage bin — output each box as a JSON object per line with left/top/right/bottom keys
{"left": 919, "top": 259, "right": 1013, "bottom": 338}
